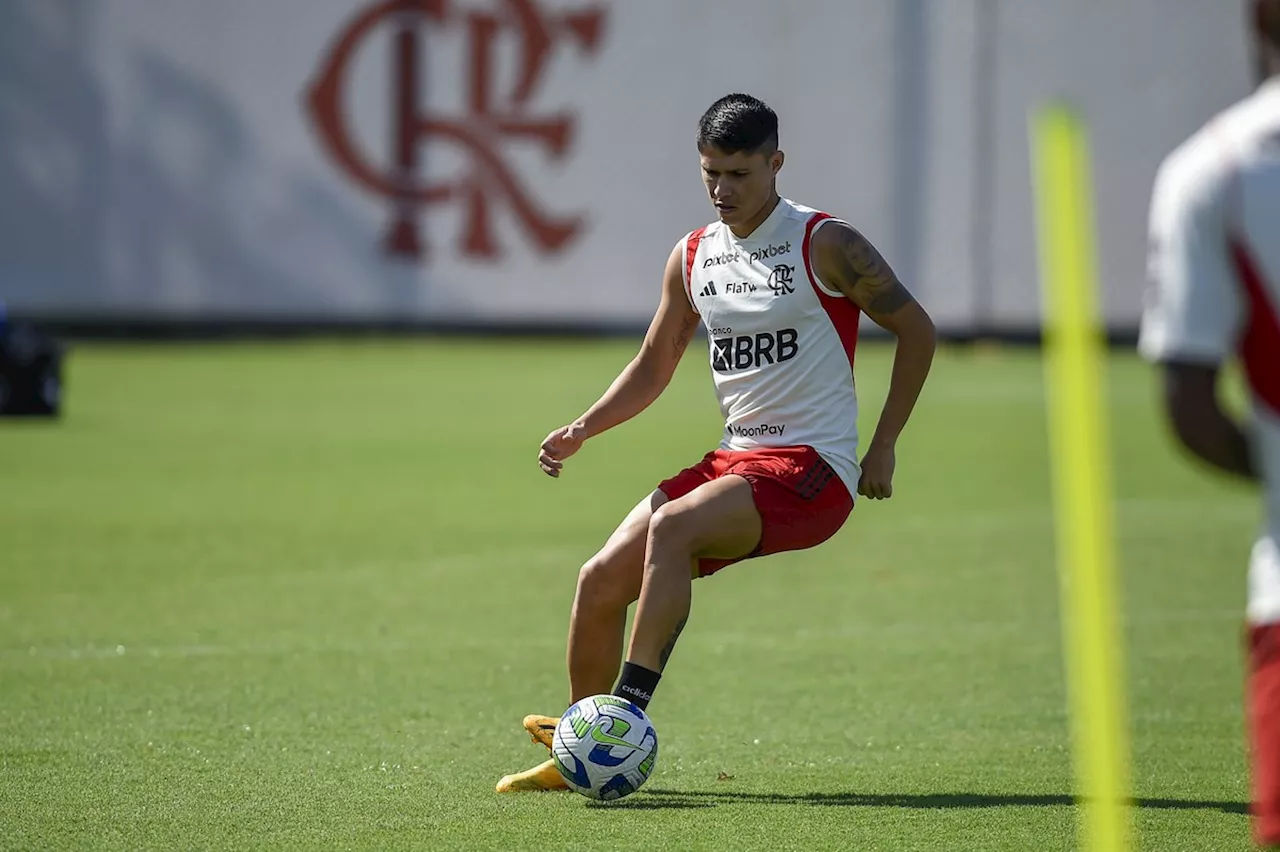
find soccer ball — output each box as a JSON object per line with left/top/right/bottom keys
{"left": 551, "top": 694, "right": 658, "bottom": 801}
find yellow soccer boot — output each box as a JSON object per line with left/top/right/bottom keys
{"left": 495, "top": 758, "right": 570, "bottom": 793}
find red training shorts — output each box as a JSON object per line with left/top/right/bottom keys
{"left": 656, "top": 445, "right": 854, "bottom": 578}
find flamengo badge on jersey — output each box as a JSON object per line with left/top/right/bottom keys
{"left": 767, "top": 265, "right": 795, "bottom": 296}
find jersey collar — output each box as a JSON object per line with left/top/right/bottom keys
{"left": 728, "top": 197, "right": 789, "bottom": 245}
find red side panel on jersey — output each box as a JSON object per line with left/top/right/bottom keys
{"left": 1249, "top": 623, "right": 1280, "bottom": 846}
{"left": 1231, "top": 236, "right": 1280, "bottom": 416}
{"left": 802, "top": 212, "right": 861, "bottom": 372}
{"left": 684, "top": 227, "right": 708, "bottom": 309}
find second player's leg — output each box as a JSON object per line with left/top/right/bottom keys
{"left": 625, "top": 475, "right": 762, "bottom": 674}
{"left": 567, "top": 489, "right": 670, "bottom": 703}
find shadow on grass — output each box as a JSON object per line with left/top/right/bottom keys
{"left": 622, "top": 789, "right": 1248, "bottom": 814}
{"left": 585, "top": 795, "right": 715, "bottom": 810}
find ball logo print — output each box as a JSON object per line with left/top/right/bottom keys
{"left": 551, "top": 695, "right": 658, "bottom": 800}
{"left": 306, "top": 0, "right": 607, "bottom": 261}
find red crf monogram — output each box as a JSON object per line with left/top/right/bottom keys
{"left": 307, "top": 0, "right": 606, "bottom": 260}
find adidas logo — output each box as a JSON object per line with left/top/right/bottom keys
{"left": 698, "top": 283, "right": 718, "bottom": 298}
{"left": 620, "top": 684, "right": 652, "bottom": 702}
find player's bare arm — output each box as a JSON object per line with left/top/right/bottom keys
{"left": 538, "top": 241, "right": 700, "bottom": 477}
{"left": 811, "top": 222, "right": 936, "bottom": 499}
{"left": 1159, "top": 360, "right": 1257, "bottom": 480}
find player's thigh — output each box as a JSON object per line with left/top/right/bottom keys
{"left": 650, "top": 474, "right": 762, "bottom": 562}
{"left": 578, "top": 490, "right": 670, "bottom": 600}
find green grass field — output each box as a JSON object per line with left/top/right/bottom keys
{"left": 0, "top": 338, "right": 1260, "bottom": 850}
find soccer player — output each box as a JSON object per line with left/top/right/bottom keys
{"left": 497, "top": 93, "right": 937, "bottom": 792}
{"left": 1138, "top": 1, "right": 1280, "bottom": 843}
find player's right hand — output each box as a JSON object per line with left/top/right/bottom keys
{"left": 538, "top": 422, "right": 587, "bottom": 478}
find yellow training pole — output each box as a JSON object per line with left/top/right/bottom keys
{"left": 1030, "top": 103, "right": 1133, "bottom": 852}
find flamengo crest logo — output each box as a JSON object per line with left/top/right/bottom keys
{"left": 767, "top": 264, "right": 795, "bottom": 296}
{"left": 306, "top": 0, "right": 607, "bottom": 261}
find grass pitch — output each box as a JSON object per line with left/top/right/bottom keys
{"left": 0, "top": 339, "right": 1256, "bottom": 850}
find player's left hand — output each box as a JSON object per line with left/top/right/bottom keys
{"left": 857, "top": 443, "right": 895, "bottom": 500}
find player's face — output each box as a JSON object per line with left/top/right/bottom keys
{"left": 699, "top": 146, "right": 783, "bottom": 227}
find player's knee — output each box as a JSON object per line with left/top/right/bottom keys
{"left": 648, "top": 502, "right": 698, "bottom": 552}
{"left": 575, "top": 555, "right": 638, "bottom": 610}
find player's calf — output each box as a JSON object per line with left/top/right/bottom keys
{"left": 615, "top": 477, "right": 761, "bottom": 709}
{"left": 567, "top": 554, "right": 642, "bottom": 702}
{"left": 619, "top": 503, "right": 700, "bottom": 684}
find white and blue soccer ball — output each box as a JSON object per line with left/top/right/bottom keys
{"left": 551, "top": 694, "right": 658, "bottom": 801}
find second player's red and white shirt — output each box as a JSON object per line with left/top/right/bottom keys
{"left": 682, "top": 198, "right": 863, "bottom": 496}
{"left": 1140, "top": 77, "right": 1280, "bottom": 622}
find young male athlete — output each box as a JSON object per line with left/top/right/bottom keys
{"left": 1138, "top": 1, "right": 1280, "bottom": 843}
{"left": 497, "top": 93, "right": 937, "bottom": 792}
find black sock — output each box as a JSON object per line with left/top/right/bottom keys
{"left": 613, "top": 661, "right": 661, "bottom": 711}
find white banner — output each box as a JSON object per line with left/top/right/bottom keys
{"left": 0, "top": 0, "right": 1252, "bottom": 329}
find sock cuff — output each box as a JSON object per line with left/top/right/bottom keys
{"left": 614, "top": 661, "right": 662, "bottom": 710}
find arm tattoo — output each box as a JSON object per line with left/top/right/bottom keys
{"left": 827, "top": 225, "right": 914, "bottom": 316}
{"left": 672, "top": 313, "right": 699, "bottom": 359}
{"left": 658, "top": 616, "right": 688, "bottom": 669}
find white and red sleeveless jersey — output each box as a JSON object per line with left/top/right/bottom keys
{"left": 682, "top": 197, "right": 863, "bottom": 496}
{"left": 1140, "top": 77, "right": 1280, "bottom": 623}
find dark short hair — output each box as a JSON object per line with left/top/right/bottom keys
{"left": 696, "top": 94, "right": 779, "bottom": 155}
